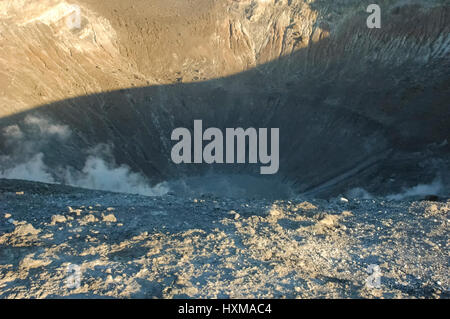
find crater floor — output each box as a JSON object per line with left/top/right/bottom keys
{"left": 0, "top": 179, "right": 448, "bottom": 298}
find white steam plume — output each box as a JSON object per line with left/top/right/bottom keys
{"left": 0, "top": 153, "right": 55, "bottom": 183}
{"left": 346, "top": 178, "right": 444, "bottom": 201}
{"left": 386, "top": 179, "right": 444, "bottom": 200}
{"left": 0, "top": 116, "right": 168, "bottom": 196}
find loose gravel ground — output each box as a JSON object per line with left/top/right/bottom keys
{"left": 0, "top": 179, "right": 448, "bottom": 299}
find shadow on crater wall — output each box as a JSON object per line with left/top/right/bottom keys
{"left": 0, "top": 2, "right": 449, "bottom": 198}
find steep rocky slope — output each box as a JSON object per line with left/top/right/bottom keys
{"left": 0, "top": 0, "right": 449, "bottom": 196}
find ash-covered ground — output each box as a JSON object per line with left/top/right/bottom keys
{"left": 0, "top": 179, "right": 448, "bottom": 299}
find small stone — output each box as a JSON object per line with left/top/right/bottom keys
{"left": 79, "top": 214, "right": 98, "bottom": 225}
{"left": 4, "top": 213, "right": 11, "bottom": 219}
{"left": 14, "top": 222, "right": 40, "bottom": 235}
{"left": 340, "top": 197, "right": 349, "bottom": 203}
{"left": 341, "top": 211, "right": 353, "bottom": 217}
{"left": 229, "top": 210, "right": 240, "bottom": 220}
{"left": 51, "top": 215, "right": 67, "bottom": 225}
{"left": 269, "top": 208, "right": 282, "bottom": 217}
{"left": 68, "top": 206, "right": 82, "bottom": 216}
{"left": 319, "top": 214, "right": 340, "bottom": 227}
{"left": 102, "top": 214, "right": 117, "bottom": 223}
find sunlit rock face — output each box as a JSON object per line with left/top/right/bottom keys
{"left": 0, "top": 0, "right": 449, "bottom": 197}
